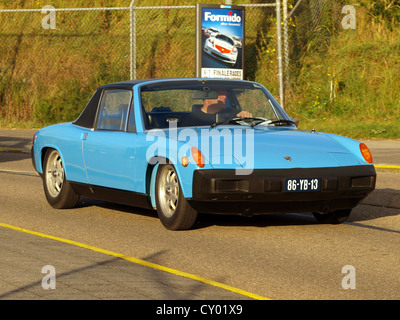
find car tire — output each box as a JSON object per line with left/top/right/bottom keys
{"left": 313, "top": 209, "right": 351, "bottom": 224}
{"left": 43, "top": 149, "right": 80, "bottom": 209}
{"left": 155, "top": 164, "right": 198, "bottom": 230}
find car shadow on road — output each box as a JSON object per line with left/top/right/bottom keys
{"left": 76, "top": 196, "right": 159, "bottom": 217}
{"left": 75, "top": 197, "right": 318, "bottom": 229}
{"left": 75, "top": 190, "right": 400, "bottom": 230}
{"left": 195, "top": 212, "right": 317, "bottom": 229}
{"left": 349, "top": 188, "right": 400, "bottom": 222}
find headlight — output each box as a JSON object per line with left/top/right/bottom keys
{"left": 191, "top": 147, "right": 205, "bottom": 168}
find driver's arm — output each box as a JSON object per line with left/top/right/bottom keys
{"left": 236, "top": 110, "right": 253, "bottom": 118}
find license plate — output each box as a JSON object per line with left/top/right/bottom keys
{"left": 284, "top": 178, "right": 321, "bottom": 192}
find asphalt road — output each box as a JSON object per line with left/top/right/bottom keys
{"left": 0, "top": 129, "right": 399, "bottom": 300}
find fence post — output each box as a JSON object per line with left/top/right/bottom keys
{"left": 130, "top": 0, "right": 136, "bottom": 80}
{"left": 283, "top": 0, "right": 289, "bottom": 87}
{"left": 276, "top": 0, "right": 284, "bottom": 108}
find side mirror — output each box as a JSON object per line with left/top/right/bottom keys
{"left": 291, "top": 118, "right": 299, "bottom": 127}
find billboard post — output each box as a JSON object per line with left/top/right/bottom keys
{"left": 196, "top": 3, "right": 245, "bottom": 80}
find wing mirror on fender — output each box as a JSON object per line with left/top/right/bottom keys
{"left": 291, "top": 118, "right": 299, "bottom": 127}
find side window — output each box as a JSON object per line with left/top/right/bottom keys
{"left": 97, "top": 89, "right": 132, "bottom": 131}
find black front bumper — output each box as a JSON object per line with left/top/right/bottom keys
{"left": 188, "top": 165, "right": 376, "bottom": 215}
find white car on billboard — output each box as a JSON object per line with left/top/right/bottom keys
{"left": 204, "top": 27, "right": 219, "bottom": 37}
{"left": 204, "top": 33, "right": 238, "bottom": 66}
{"left": 232, "top": 35, "right": 242, "bottom": 48}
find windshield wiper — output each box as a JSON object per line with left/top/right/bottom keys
{"left": 211, "top": 117, "right": 273, "bottom": 128}
{"left": 251, "top": 119, "right": 295, "bottom": 127}
{"left": 268, "top": 119, "right": 296, "bottom": 126}
{"left": 211, "top": 118, "right": 295, "bottom": 128}
{"left": 210, "top": 118, "right": 245, "bottom": 128}
{"left": 249, "top": 118, "right": 272, "bottom": 127}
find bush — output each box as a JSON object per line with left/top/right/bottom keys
{"left": 361, "top": 0, "right": 400, "bottom": 30}
{"left": 34, "top": 79, "right": 92, "bottom": 125}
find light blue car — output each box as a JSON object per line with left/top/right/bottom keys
{"left": 32, "top": 79, "right": 376, "bottom": 230}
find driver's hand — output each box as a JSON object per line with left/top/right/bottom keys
{"left": 236, "top": 110, "right": 253, "bottom": 118}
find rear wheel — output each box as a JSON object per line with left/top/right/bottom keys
{"left": 155, "top": 164, "right": 198, "bottom": 230}
{"left": 43, "top": 149, "right": 80, "bottom": 209}
{"left": 313, "top": 209, "right": 351, "bottom": 224}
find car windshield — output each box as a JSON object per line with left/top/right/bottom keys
{"left": 216, "top": 34, "right": 234, "bottom": 46}
{"left": 140, "top": 80, "right": 291, "bottom": 130}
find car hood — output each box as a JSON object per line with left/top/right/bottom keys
{"left": 246, "top": 128, "right": 363, "bottom": 169}
{"left": 162, "top": 126, "right": 364, "bottom": 170}
{"left": 214, "top": 39, "right": 234, "bottom": 51}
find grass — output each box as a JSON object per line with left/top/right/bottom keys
{"left": 297, "top": 117, "right": 400, "bottom": 140}
{"left": 286, "top": 3, "right": 400, "bottom": 140}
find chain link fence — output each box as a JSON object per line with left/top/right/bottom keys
{"left": 0, "top": 1, "right": 280, "bottom": 125}
{"left": 282, "top": 0, "right": 347, "bottom": 104}
{"left": 0, "top": 4, "right": 132, "bottom": 124}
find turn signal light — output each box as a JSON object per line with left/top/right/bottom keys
{"left": 191, "top": 147, "right": 205, "bottom": 168}
{"left": 181, "top": 156, "right": 189, "bottom": 167}
{"left": 359, "top": 143, "right": 373, "bottom": 164}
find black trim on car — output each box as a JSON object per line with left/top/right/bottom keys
{"left": 73, "top": 80, "right": 148, "bottom": 129}
{"left": 73, "top": 89, "right": 102, "bottom": 129}
{"left": 70, "top": 182, "right": 153, "bottom": 210}
{"left": 188, "top": 165, "right": 376, "bottom": 215}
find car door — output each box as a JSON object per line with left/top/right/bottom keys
{"left": 82, "top": 88, "right": 139, "bottom": 191}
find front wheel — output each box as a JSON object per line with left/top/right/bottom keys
{"left": 43, "top": 149, "right": 80, "bottom": 209}
{"left": 313, "top": 209, "right": 351, "bottom": 224}
{"left": 155, "top": 164, "right": 198, "bottom": 230}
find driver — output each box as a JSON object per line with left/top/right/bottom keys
{"left": 201, "top": 90, "right": 253, "bottom": 118}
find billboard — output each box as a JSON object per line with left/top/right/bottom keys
{"left": 196, "top": 4, "right": 245, "bottom": 80}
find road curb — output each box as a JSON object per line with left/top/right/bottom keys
{"left": 375, "top": 165, "right": 400, "bottom": 171}
{"left": 0, "top": 147, "right": 30, "bottom": 154}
